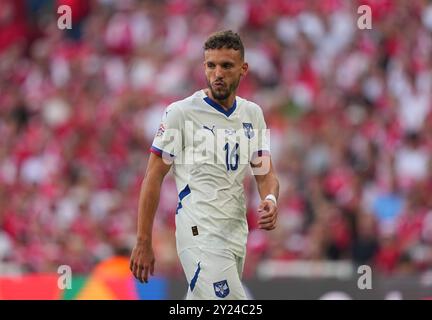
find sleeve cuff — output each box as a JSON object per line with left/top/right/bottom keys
{"left": 149, "top": 145, "right": 175, "bottom": 159}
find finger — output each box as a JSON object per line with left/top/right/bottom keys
{"left": 258, "top": 206, "right": 270, "bottom": 216}
{"left": 259, "top": 221, "right": 276, "bottom": 230}
{"left": 132, "top": 262, "right": 138, "bottom": 279}
{"left": 135, "top": 264, "right": 143, "bottom": 282}
{"left": 259, "top": 208, "right": 277, "bottom": 219}
{"left": 262, "top": 201, "right": 275, "bottom": 211}
{"left": 129, "top": 255, "right": 135, "bottom": 271}
{"left": 259, "top": 220, "right": 276, "bottom": 229}
{"left": 259, "top": 224, "right": 276, "bottom": 231}
{"left": 258, "top": 201, "right": 266, "bottom": 211}
{"left": 150, "top": 261, "right": 155, "bottom": 276}
{"left": 134, "top": 266, "right": 142, "bottom": 282}
{"left": 141, "top": 265, "right": 149, "bottom": 283}
{"left": 259, "top": 216, "right": 275, "bottom": 225}
{"left": 259, "top": 211, "right": 276, "bottom": 220}
{"left": 260, "top": 208, "right": 270, "bottom": 215}
{"left": 259, "top": 218, "right": 275, "bottom": 226}
{"left": 144, "top": 265, "right": 150, "bottom": 283}
{"left": 259, "top": 212, "right": 275, "bottom": 221}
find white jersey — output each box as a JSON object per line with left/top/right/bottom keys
{"left": 151, "top": 90, "right": 270, "bottom": 258}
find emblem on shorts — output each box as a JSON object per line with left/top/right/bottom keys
{"left": 213, "top": 280, "right": 230, "bottom": 298}
{"left": 243, "top": 123, "right": 254, "bottom": 139}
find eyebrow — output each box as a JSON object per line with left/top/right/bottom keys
{"left": 205, "top": 59, "right": 236, "bottom": 65}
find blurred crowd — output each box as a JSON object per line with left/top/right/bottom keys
{"left": 1, "top": 0, "right": 432, "bottom": 277}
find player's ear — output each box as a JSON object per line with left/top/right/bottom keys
{"left": 240, "top": 62, "right": 248, "bottom": 77}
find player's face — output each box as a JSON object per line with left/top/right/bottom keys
{"left": 204, "top": 48, "right": 248, "bottom": 101}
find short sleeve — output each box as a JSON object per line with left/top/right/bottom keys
{"left": 150, "top": 104, "right": 184, "bottom": 160}
{"left": 250, "top": 106, "right": 270, "bottom": 161}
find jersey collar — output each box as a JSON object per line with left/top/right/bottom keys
{"left": 203, "top": 94, "right": 237, "bottom": 117}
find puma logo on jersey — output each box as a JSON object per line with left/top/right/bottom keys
{"left": 203, "top": 125, "right": 216, "bottom": 136}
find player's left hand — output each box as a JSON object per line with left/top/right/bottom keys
{"left": 257, "top": 199, "right": 278, "bottom": 230}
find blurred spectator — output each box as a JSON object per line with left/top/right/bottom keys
{"left": 0, "top": 0, "right": 431, "bottom": 276}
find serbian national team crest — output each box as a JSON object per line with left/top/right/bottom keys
{"left": 213, "top": 280, "right": 230, "bottom": 298}
{"left": 243, "top": 122, "right": 254, "bottom": 139}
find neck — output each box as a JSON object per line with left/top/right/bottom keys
{"left": 204, "top": 89, "right": 236, "bottom": 110}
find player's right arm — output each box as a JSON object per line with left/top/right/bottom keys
{"left": 130, "top": 152, "right": 172, "bottom": 283}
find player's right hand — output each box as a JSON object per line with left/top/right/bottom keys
{"left": 130, "top": 241, "right": 155, "bottom": 283}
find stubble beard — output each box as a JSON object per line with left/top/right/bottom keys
{"left": 207, "top": 77, "right": 240, "bottom": 101}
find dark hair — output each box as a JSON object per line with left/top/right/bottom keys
{"left": 204, "top": 30, "right": 244, "bottom": 60}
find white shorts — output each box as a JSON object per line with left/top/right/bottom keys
{"left": 178, "top": 247, "right": 247, "bottom": 300}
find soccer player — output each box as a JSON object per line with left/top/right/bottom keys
{"left": 130, "top": 30, "right": 279, "bottom": 300}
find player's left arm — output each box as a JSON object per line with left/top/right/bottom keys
{"left": 252, "top": 156, "right": 279, "bottom": 230}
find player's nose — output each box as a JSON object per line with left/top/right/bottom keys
{"left": 215, "top": 65, "right": 224, "bottom": 78}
